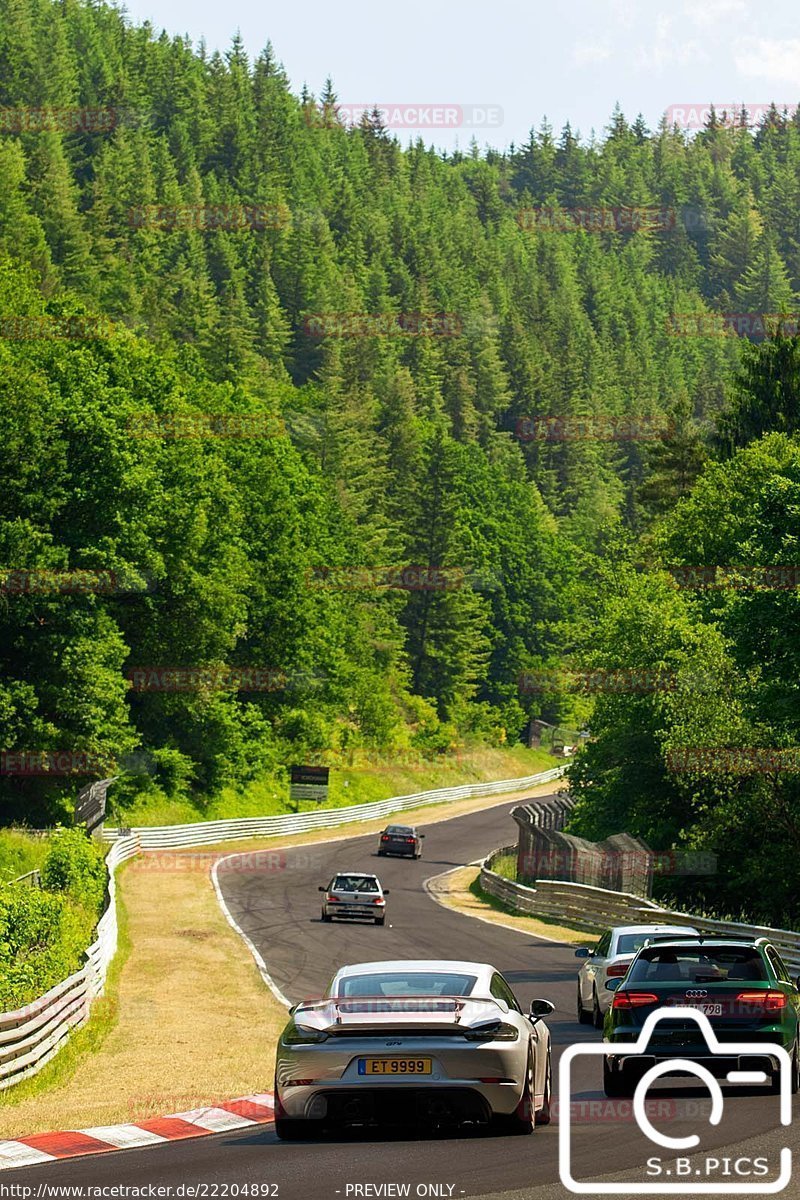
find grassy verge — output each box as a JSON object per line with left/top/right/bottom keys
{"left": 115, "top": 745, "right": 557, "bottom": 826}
{"left": 427, "top": 864, "right": 597, "bottom": 948}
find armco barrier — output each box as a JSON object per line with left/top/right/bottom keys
{"left": 479, "top": 854, "right": 800, "bottom": 973}
{"left": 0, "top": 834, "right": 140, "bottom": 1090}
{"left": 102, "top": 767, "right": 566, "bottom": 849}
{"left": 0, "top": 766, "right": 565, "bottom": 1089}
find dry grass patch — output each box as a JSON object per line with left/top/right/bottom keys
{"left": 0, "top": 859, "right": 287, "bottom": 1138}
{"left": 427, "top": 865, "right": 597, "bottom": 948}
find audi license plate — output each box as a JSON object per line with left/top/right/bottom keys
{"left": 358, "top": 1058, "right": 432, "bottom": 1075}
{"left": 678, "top": 1002, "right": 723, "bottom": 1016}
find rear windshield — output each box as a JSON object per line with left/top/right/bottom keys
{"left": 616, "top": 931, "right": 696, "bottom": 956}
{"left": 628, "top": 946, "right": 767, "bottom": 984}
{"left": 338, "top": 971, "right": 477, "bottom": 997}
{"left": 332, "top": 875, "right": 379, "bottom": 892}
{"left": 385, "top": 826, "right": 412, "bottom": 835}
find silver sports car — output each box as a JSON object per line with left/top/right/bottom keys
{"left": 274, "top": 959, "right": 554, "bottom": 1139}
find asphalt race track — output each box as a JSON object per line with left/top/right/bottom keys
{"left": 10, "top": 796, "right": 799, "bottom": 1198}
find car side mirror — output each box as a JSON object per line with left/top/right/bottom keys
{"left": 529, "top": 998, "right": 555, "bottom": 1022}
{"left": 318, "top": 886, "right": 326, "bottom": 892}
{"left": 420, "top": 834, "right": 426, "bottom": 838}
{"left": 574, "top": 947, "right": 591, "bottom": 959}
{"left": 605, "top": 978, "right": 623, "bottom": 992}
{"left": 383, "top": 889, "right": 390, "bottom": 895}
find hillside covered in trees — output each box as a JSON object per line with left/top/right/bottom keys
{"left": 2, "top": 0, "right": 800, "bottom": 920}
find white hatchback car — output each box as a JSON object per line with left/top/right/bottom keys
{"left": 575, "top": 923, "right": 699, "bottom": 1027}
{"left": 319, "top": 872, "right": 390, "bottom": 925}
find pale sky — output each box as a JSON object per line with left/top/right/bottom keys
{"left": 118, "top": 0, "right": 800, "bottom": 149}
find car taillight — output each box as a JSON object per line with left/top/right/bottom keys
{"left": 606, "top": 963, "right": 629, "bottom": 978}
{"left": 612, "top": 991, "right": 659, "bottom": 1010}
{"left": 371, "top": 897, "right": 385, "bottom": 904}
{"left": 736, "top": 990, "right": 787, "bottom": 1012}
{"left": 327, "top": 895, "right": 340, "bottom": 902}
{"left": 381, "top": 835, "right": 389, "bottom": 841}
{"left": 406, "top": 838, "right": 415, "bottom": 843}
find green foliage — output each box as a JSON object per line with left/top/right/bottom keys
{"left": 40, "top": 827, "right": 107, "bottom": 913}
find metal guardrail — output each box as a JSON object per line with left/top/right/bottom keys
{"left": 0, "top": 835, "right": 140, "bottom": 1091}
{"left": 0, "top": 766, "right": 566, "bottom": 1089}
{"left": 9, "top": 869, "right": 41, "bottom": 887}
{"left": 101, "top": 767, "right": 567, "bottom": 849}
{"left": 479, "top": 853, "right": 800, "bottom": 974}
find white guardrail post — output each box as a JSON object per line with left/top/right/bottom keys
{"left": 0, "top": 767, "right": 565, "bottom": 1089}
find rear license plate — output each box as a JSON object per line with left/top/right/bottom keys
{"left": 358, "top": 1058, "right": 432, "bottom": 1075}
{"left": 675, "top": 1002, "right": 724, "bottom": 1016}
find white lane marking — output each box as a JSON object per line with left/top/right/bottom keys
{"left": 211, "top": 857, "right": 292, "bottom": 1008}
{"left": 168, "top": 1107, "right": 256, "bottom": 1132}
{"left": 423, "top": 864, "right": 565, "bottom": 944}
{"left": 79, "top": 1125, "right": 168, "bottom": 1149}
{"left": 0, "top": 1141, "right": 57, "bottom": 1168}
{"left": 212, "top": 786, "right": 562, "bottom": 1010}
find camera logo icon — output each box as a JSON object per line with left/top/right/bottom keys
{"left": 559, "top": 1008, "right": 793, "bottom": 1194}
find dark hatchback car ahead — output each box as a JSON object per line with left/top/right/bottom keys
{"left": 603, "top": 937, "right": 800, "bottom": 1097}
{"left": 377, "top": 824, "right": 425, "bottom": 859}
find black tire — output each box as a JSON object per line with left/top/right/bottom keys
{"left": 274, "top": 1117, "right": 311, "bottom": 1141}
{"left": 771, "top": 1043, "right": 799, "bottom": 1094}
{"left": 603, "top": 1058, "right": 634, "bottom": 1098}
{"left": 320, "top": 910, "right": 332, "bottom": 922}
{"left": 375, "top": 915, "right": 386, "bottom": 925}
{"left": 592, "top": 988, "right": 604, "bottom": 1030}
{"left": 536, "top": 1053, "right": 552, "bottom": 1126}
{"left": 491, "top": 1047, "right": 535, "bottom": 1135}
{"left": 577, "top": 984, "right": 593, "bottom": 1025}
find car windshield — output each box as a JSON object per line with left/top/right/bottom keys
{"left": 628, "top": 946, "right": 767, "bottom": 984}
{"left": 338, "top": 971, "right": 477, "bottom": 997}
{"left": 616, "top": 931, "right": 696, "bottom": 955}
{"left": 386, "top": 826, "right": 412, "bottom": 835}
{"left": 332, "top": 875, "right": 379, "bottom": 892}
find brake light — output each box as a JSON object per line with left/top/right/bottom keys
{"left": 736, "top": 990, "right": 787, "bottom": 1012}
{"left": 371, "top": 897, "right": 385, "bottom": 905}
{"left": 381, "top": 835, "right": 389, "bottom": 841}
{"left": 327, "top": 895, "right": 340, "bottom": 902}
{"left": 612, "top": 991, "right": 659, "bottom": 1010}
{"left": 606, "top": 963, "right": 629, "bottom": 978}
{"left": 406, "top": 838, "right": 415, "bottom": 844}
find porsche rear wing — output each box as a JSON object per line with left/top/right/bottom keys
{"left": 291, "top": 994, "right": 509, "bottom": 1034}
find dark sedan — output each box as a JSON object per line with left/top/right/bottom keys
{"left": 377, "top": 824, "right": 425, "bottom": 858}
